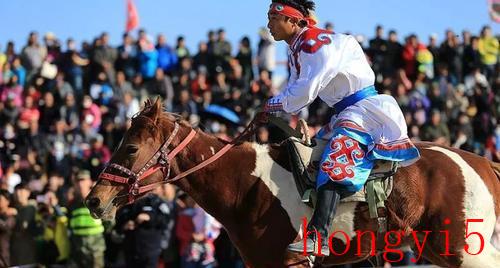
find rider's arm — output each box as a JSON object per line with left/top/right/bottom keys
{"left": 265, "top": 46, "right": 337, "bottom": 114}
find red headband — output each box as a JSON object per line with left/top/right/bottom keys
{"left": 269, "top": 3, "right": 317, "bottom": 26}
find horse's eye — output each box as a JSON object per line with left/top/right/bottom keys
{"left": 126, "top": 145, "right": 138, "bottom": 154}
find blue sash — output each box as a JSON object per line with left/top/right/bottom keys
{"left": 334, "top": 86, "right": 377, "bottom": 114}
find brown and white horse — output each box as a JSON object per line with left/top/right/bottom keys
{"left": 86, "top": 99, "right": 500, "bottom": 267}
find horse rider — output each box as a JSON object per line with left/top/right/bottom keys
{"left": 259, "top": 0, "right": 421, "bottom": 256}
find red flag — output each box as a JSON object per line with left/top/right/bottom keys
{"left": 489, "top": 0, "right": 500, "bottom": 23}
{"left": 126, "top": 0, "right": 139, "bottom": 32}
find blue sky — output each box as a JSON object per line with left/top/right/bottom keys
{"left": 0, "top": 0, "right": 497, "bottom": 75}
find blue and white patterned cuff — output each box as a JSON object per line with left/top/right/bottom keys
{"left": 265, "top": 97, "right": 284, "bottom": 113}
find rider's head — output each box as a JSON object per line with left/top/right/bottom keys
{"left": 267, "top": 0, "right": 316, "bottom": 43}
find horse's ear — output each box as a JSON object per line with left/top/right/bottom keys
{"left": 144, "top": 99, "right": 152, "bottom": 109}
{"left": 143, "top": 97, "right": 163, "bottom": 122}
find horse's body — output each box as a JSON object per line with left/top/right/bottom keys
{"left": 87, "top": 101, "right": 500, "bottom": 267}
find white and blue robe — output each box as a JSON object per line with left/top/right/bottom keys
{"left": 266, "top": 27, "right": 420, "bottom": 192}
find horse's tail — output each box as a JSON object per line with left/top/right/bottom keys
{"left": 490, "top": 161, "right": 500, "bottom": 182}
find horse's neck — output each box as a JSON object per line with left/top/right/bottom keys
{"left": 171, "top": 132, "right": 295, "bottom": 220}
{"left": 172, "top": 131, "right": 240, "bottom": 221}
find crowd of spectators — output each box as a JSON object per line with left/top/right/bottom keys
{"left": 0, "top": 22, "right": 498, "bottom": 267}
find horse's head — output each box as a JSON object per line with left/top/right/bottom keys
{"left": 86, "top": 98, "right": 191, "bottom": 219}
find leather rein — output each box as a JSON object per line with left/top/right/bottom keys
{"left": 98, "top": 116, "right": 261, "bottom": 203}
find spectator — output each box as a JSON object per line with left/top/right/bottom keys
{"left": 63, "top": 38, "right": 89, "bottom": 96}
{"left": 4, "top": 41, "right": 17, "bottom": 64}
{"left": 402, "top": 34, "right": 419, "bottom": 81}
{"left": 83, "top": 134, "right": 111, "bottom": 180}
{"left": 81, "top": 95, "right": 102, "bottom": 131}
{"left": 116, "top": 32, "right": 139, "bottom": 79}
{"left": 176, "top": 36, "right": 191, "bottom": 60}
{"left": 0, "top": 93, "right": 20, "bottom": 127}
{"left": 35, "top": 191, "right": 70, "bottom": 266}
{"left": 20, "top": 31, "right": 47, "bottom": 82}
{"left": 39, "top": 91, "right": 60, "bottom": 133}
{"left": 18, "top": 95, "right": 40, "bottom": 130}
{"left": 44, "top": 32, "right": 62, "bottom": 63}
{"left": 0, "top": 189, "right": 15, "bottom": 267}
{"left": 211, "top": 71, "right": 231, "bottom": 104}
{"left": 11, "top": 57, "right": 26, "bottom": 87}
{"left": 138, "top": 36, "right": 159, "bottom": 80}
{"left": 0, "top": 75, "right": 23, "bottom": 107}
{"left": 114, "top": 70, "right": 134, "bottom": 102}
{"left": 257, "top": 28, "right": 276, "bottom": 78}
{"left": 2, "top": 155, "right": 21, "bottom": 193}
{"left": 156, "top": 34, "right": 178, "bottom": 74}
{"left": 206, "top": 31, "right": 218, "bottom": 77}
{"left": 47, "top": 119, "right": 71, "bottom": 154}
{"left": 251, "top": 69, "right": 273, "bottom": 106}
{"left": 173, "top": 89, "right": 198, "bottom": 121}
{"left": 116, "top": 90, "right": 140, "bottom": 126}
{"left": 46, "top": 141, "right": 73, "bottom": 181}
{"left": 10, "top": 182, "right": 38, "bottom": 266}
{"left": 147, "top": 68, "right": 174, "bottom": 110}
{"left": 451, "top": 113, "right": 474, "bottom": 151}
{"left": 193, "top": 42, "right": 210, "bottom": 74}
{"left": 176, "top": 194, "right": 217, "bottom": 268}
{"left": 213, "top": 29, "right": 231, "bottom": 72}
{"left": 190, "top": 69, "right": 210, "bottom": 103}
{"left": 236, "top": 36, "right": 254, "bottom": 88}
{"left": 421, "top": 110, "right": 451, "bottom": 145}
{"left": 478, "top": 25, "right": 499, "bottom": 82}
{"left": 463, "top": 36, "right": 482, "bottom": 77}
{"left": 427, "top": 34, "right": 440, "bottom": 75}
{"left": 59, "top": 92, "right": 80, "bottom": 132}
{"left": 115, "top": 193, "right": 172, "bottom": 268}
{"left": 67, "top": 170, "right": 106, "bottom": 268}
{"left": 54, "top": 71, "right": 74, "bottom": 102}
{"left": 89, "top": 71, "right": 114, "bottom": 106}
{"left": 439, "top": 29, "right": 462, "bottom": 82}
{"left": 385, "top": 30, "right": 404, "bottom": 79}
{"left": 369, "top": 25, "right": 387, "bottom": 82}
{"left": 92, "top": 32, "right": 118, "bottom": 84}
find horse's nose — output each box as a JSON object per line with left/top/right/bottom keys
{"left": 86, "top": 197, "right": 101, "bottom": 210}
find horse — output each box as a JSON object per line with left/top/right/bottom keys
{"left": 86, "top": 99, "right": 500, "bottom": 267}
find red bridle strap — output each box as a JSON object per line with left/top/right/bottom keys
{"left": 98, "top": 122, "right": 197, "bottom": 203}
{"left": 99, "top": 114, "right": 261, "bottom": 203}
{"left": 166, "top": 143, "right": 233, "bottom": 183}
{"left": 135, "top": 143, "right": 234, "bottom": 195}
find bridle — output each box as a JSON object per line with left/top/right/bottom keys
{"left": 97, "top": 115, "right": 260, "bottom": 203}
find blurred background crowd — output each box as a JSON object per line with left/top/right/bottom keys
{"left": 0, "top": 21, "right": 498, "bottom": 267}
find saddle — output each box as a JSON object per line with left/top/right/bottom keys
{"left": 284, "top": 119, "right": 397, "bottom": 224}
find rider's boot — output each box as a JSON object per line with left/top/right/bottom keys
{"left": 287, "top": 182, "right": 341, "bottom": 256}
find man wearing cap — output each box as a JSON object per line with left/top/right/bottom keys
{"left": 67, "top": 170, "right": 105, "bottom": 268}
{"left": 261, "top": 0, "right": 420, "bottom": 256}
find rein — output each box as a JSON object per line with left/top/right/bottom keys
{"left": 98, "top": 115, "right": 262, "bottom": 203}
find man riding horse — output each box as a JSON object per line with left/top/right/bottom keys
{"left": 260, "top": 0, "right": 421, "bottom": 256}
